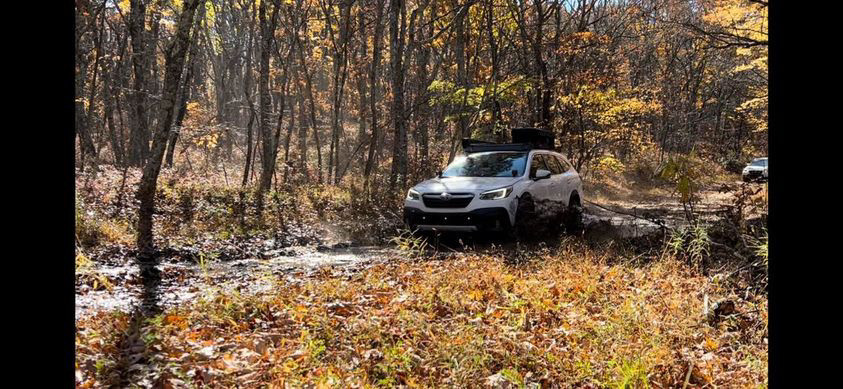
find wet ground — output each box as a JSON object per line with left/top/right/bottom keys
{"left": 76, "top": 245, "right": 400, "bottom": 320}
{"left": 77, "top": 183, "right": 757, "bottom": 320}
{"left": 75, "top": 207, "right": 677, "bottom": 319}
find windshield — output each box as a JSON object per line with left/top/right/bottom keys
{"left": 750, "top": 159, "right": 767, "bottom": 167}
{"left": 441, "top": 152, "right": 528, "bottom": 177}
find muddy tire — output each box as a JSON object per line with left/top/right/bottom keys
{"left": 563, "top": 195, "right": 584, "bottom": 234}
{"left": 512, "top": 193, "right": 537, "bottom": 239}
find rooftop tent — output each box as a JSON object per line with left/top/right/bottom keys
{"left": 511, "top": 128, "right": 555, "bottom": 150}
{"left": 460, "top": 128, "right": 556, "bottom": 153}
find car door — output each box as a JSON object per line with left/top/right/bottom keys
{"left": 542, "top": 154, "right": 566, "bottom": 206}
{"left": 553, "top": 154, "right": 579, "bottom": 206}
{"left": 525, "top": 153, "right": 552, "bottom": 203}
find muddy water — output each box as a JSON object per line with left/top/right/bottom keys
{"left": 579, "top": 200, "right": 711, "bottom": 242}
{"left": 76, "top": 246, "right": 399, "bottom": 320}
{"left": 582, "top": 213, "right": 665, "bottom": 240}
{"left": 77, "top": 204, "right": 695, "bottom": 319}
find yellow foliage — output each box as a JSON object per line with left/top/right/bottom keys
{"left": 593, "top": 155, "right": 626, "bottom": 179}
{"left": 702, "top": 0, "right": 767, "bottom": 45}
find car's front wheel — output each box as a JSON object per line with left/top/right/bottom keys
{"left": 512, "top": 193, "right": 537, "bottom": 239}
{"left": 563, "top": 193, "right": 584, "bottom": 234}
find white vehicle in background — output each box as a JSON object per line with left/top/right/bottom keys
{"left": 742, "top": 157, "right": 768, "bottom": 182}
{"left": 403, "top": 128, "right": 584, "bottom": 236}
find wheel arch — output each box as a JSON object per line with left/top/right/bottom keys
{"left": 568, "top": 190, "right": 581, "bottom": 207}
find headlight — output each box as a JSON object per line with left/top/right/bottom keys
{"left": 406, "top": 189, "right": 421, "bottom": 200}
{"left": 479, "top": 186, "right": 513, "bottom": 200}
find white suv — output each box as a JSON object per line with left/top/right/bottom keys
{"left": 742, "top": 157, "right": 768, "bottom": 182}
{"left": 403, "top": 130, "right": 583, "bottom": 235}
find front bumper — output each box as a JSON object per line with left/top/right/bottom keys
{"left": 403, "top": 207, "right": 512, "bottom": 232}
{"left": 743, "top": 170, "right": 766, "bottom": 181}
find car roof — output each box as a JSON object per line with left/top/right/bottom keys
{"left": 464, "top": 149, "right": 566, "bottom": 158}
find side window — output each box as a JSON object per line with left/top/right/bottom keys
{"left": 547, "top": 155, "right": 565, "bottom": 174}
{"left": 555, "top": 155, "right": 571, "bottom": 172}
{"left": 530, "top": 154, "right": 549, "bottom": 177}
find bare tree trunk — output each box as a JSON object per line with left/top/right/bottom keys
{"left": 283, "top": 93, "right": 296, "bottom": 183}
{"left": 297, "top": 89, "right": 308, "bottom": 179}
{"left": 241, "top": 0, "right": 258, "bottom": 187}
{"left": 147, "top": 11, "right": 163, "bottom": 132}
{"left": 165, "top": 14, "right": 202, "bottom": 168}
{"left": 323, "top": 0, "right": 352, "bottom": 184}
{"left": 103, "top": 69, "right": 124, "bottom": 165}
{"left": 363, "top": 0, "right": 385, "bottom": 192}
{"left": 532, "top": 0, "right": 551, "bottom": 129}
{"left": 75, "top": 0, "right": 98, "bottom": 170}
{"left": 291, "top": 7, "right": 324, "bottom": 184}
{"left": 388, "top": 0, "right": 407, "bottom": 192}
{"left": 354, "top": 7, "right": 368, "bottom": 177}
{"left": 85, "top": 2, "right": 107, "bottom": 165}
{"left": 104, "top": 17, "right": 130, "bottom": 166}
{"left": 299, "top": 60, "right": 323, "bottom": 184}
{"left": 486, "top": 0, "right": 503, "bottom": 141}
{"left": 128, "top": 0, "right": 151, "bottom": 166}
{"left": 255, "top": 0, "right": 282, "bottom": 213}
{"left": 135, "top": 0, "right": 204, "bottom": 255}
{"left": 454, "top": 1, "right": 471, "bottom": 139}
{"left": 402, "top": 0, "right": 429, "bottom": 181}
{"left": 164, "top": 62, "right": 193, "bottom": 168}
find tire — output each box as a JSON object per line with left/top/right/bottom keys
{"left": 563, "top": 194, "right": 584, "bottom": 234}
{"left": 513, "top": 193, "right": 536, "bottom": 239}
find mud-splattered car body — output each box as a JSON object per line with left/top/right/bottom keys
{"left": 742, "top": 157, "right": 768, "bottom": 182}
{"left": 403, "top": 147, "right": 583, "bottom": 234}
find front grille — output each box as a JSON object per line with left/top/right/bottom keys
{"left": 746, "top": 171, "right": 762, "bottom": 178}
{"left": 422, "top": 193, "right": 474, "bottom": 208}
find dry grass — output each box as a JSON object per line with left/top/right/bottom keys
{"left": 76, "top": 243, "right": 767, "bottom": 388}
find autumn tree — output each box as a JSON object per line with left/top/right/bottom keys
{"left": 75, "top": 0, "right": 767, "bottom": 208}
{"left": 136, "top": 0, "right": 205, "bottom": 255}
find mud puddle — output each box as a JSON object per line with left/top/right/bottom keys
{"left": 77, "top": 201, "right": 724, "bottom": 319}
{"left": 76, "top": 245, "right": 399, "bottom": 320}
{"left": 579, "top": 196, "right": 736, "bottom": 242}
{"left": 582, "top": 213, "right": 666, "bottom": 240}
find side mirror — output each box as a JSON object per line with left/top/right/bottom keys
{"left": 534, "top": 169, "right": 551, "bottom": 180}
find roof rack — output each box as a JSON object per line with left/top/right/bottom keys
{"left": 461, "top": 127, "right": 556, "bottom": 153}
{"left": 461, "top": 140, "right": 532, "bottom": 153}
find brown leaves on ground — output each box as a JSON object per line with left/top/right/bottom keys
{"left": 76, "top": 243, "right": 767, "bottom": 388}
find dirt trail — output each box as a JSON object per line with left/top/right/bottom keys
{"left": 77, "top": 180, "right": 765, "bottom": 319}
{"left": 587, "top": 179, "right": 764, "bottom": 219}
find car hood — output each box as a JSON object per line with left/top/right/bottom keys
{"left": 412, "top": 176, "right": 524, "bottom": 194}
{"left": 744, "top": 166, "right": 767, "bottom": 171}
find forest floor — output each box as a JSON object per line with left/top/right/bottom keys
{"left": 75, "top": 166, "right": 768, "bottom": 388}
